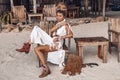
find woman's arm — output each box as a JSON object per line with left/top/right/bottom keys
{"left": 50, "top": 21, "right": 67, "bottom": 36}
{"left": 61, "top": 24, "right": 73, "bottom": 39}
{"left": 49, "top": 25, "right": 58, "bottom": 37}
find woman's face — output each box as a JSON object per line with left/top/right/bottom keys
{"left": 56, "top": 12, "right": 64, "bottom": 22}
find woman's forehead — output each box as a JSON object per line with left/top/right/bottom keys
{"left": 57, "top": 12, "right": 63, "bottom": 16}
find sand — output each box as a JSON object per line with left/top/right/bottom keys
{"left": 0, "top": 11, "right": 120, "bottom": 80}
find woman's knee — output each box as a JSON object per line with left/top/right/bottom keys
{"left": 34, "top": 46, "right": 43, "bottom": 52}
{"left": 34, "top": 46, "right": 39, "bottom": 52}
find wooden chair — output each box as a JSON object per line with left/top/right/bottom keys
{"left": 38, "top": 38, "right": 71, "bottom": 67}
{"left": 10, "top": 5, "right": 27, "bottom": 24}
{"left": 37, "top": 4, "right": 71, "bottom": 67}
{"left": 43, "top": 4, "right": 68, "bottom": 33}
{"left": 43, "top": 4, "right": 56, "bottom": 17}
{"left": 63, "top": 38, "right": 71, "bottom": 53}
{"left": 42, "top": 4, "right": 57, "bottom": 33}
{"left": 108, "top": 17, "right": 120, "bottom": 62}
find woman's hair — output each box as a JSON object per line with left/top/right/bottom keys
{"left": 56, "top": 10, "right": 67, "bottom": 17}
{"left": 56, "top": 2, "right": 67, "bottom": 10}
{"left": 56, "top": 2, "right": 67, "bottom": 17}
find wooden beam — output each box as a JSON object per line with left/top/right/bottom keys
{"left": 10, "top": 0, "right": 13, "bottom": 7}
{"left": 33, "top": 0, "right": 37, "bottom": 13}
{"left": 98, "top": 0, "right": 101, "bottom": 15}
{"left": 102, "top": 0, "right": 106, "bottom": 17}
{"left": 84, "top": 0, "right": 88, "bottom": 16}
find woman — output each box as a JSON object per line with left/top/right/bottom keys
{"left": 16, "top": 10, "right": 73, "bottom": 78}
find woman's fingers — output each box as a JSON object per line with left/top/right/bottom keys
{"left": 53, "top": 37, "right": 59, "bottom": 42}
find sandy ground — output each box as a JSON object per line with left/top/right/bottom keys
{"left": 0, "top": 11, "right": 120, "bottom": 80}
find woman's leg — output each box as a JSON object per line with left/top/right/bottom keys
{"left": 30, "top": 26, "right": 53, "bottom": 45}
{"left": 16, "top": 25, "right": 53, "bottom": 54}
{"left": 34, "top": 45, "right": 51, "bottom": 78}
{"left": 34, "top": 45, "right": 50, "bottom": 64}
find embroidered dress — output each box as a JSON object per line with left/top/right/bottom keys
{"left": 30, "top": 19, "right": 72, "bottom": 67}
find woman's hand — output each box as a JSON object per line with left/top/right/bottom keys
{"left": 53, "top": 36, "right": 59, "bottom": 42}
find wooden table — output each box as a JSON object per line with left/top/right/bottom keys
{"left": 28, "top": 13, "right": 43, "bottom": 23}
{"left": 74, "top": 37, "right": 108, "bottom": 63}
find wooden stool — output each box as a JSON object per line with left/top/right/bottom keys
{"left": 74, "top": 37, "right": 108, "bottom": 63}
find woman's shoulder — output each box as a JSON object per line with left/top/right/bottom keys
{"left": 56, "top": 21, "right": 69, "bottom": 28}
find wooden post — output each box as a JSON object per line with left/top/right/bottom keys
{"left": 94, "top": 0, "right": 97, "bottom": 15}
{"left": 91, "top": 0, "right": 94, "bottom": 15}
{"left": 10, "top": 0, "right": 14, "bottom": 7}
{"left": 98, "top": 0, "right": 101, "bottom": 15}
{"left": 102, "top": 0, "right": 106, "bottom": 17}
{"left": 84, "top": 0, "right": 88, "bottom": 16}
{"left": 118, "top": 35, "right": 120, "bottom": 62}
{"left": 33, "top": 0, "right": 37, "bottom": 13}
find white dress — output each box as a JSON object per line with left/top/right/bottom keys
{"left": 30, "top": 19, "right": 72, "bottom": 67}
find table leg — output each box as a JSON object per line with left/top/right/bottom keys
{"left": 118, "top": 35, "right": 120, "bottom": 62}
{"left": 98, "top": 45, "right": 103, "bottom": 59}
{"left": 28, "top": 16, "right": 31, "bottom": 23}
{"left": 76, "top": 43, "right": 79, "bottom": 56}
{"left": 78, "top": 46, "right": 83, "bottom": 60}
{"left": 103, "top": 44, "right": 108, "bottom": 63}
{"left": 40, "top": 15, "right": 43, "bottom": 21}
{"left": 47, "top": 21, "right": 50, "bottom": 34}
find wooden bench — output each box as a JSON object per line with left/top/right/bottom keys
{"left": 74, "top": 37, "right": 108, "bottom": 63}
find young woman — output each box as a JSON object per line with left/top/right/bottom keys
{"left": 16, "top": 10, "right": 73, "bottom": 78}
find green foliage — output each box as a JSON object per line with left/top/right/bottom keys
{"left": 0, "top": 11, "right": 11, "bottom": 24}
